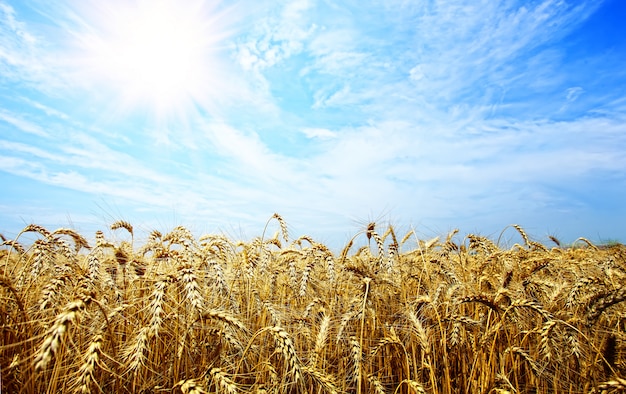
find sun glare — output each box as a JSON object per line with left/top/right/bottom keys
{"left": 74, "top": 0, "right": 228, "bottom": 118}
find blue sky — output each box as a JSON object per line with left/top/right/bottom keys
{"left": 1, "top": 0, "right": 625, "bottom": 249}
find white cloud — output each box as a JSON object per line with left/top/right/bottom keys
{"left": 565, "top": 87, "right": 584, "bottom": 102}
{"left": 400, "top": 1, "right": 601, "bottom": 102}
{"left": 19, "top": 97, "right": 70, "bottom": 120}
{"left": 0, "top": 2, "right": 62, "bottom": 91}
{"left": 0, "top": 110, "right": 49, "bottom": 137}
{"left": 300, "top": 127, "right": 337, "bottom": 139}
{"left": 236, "top": 0, "right": 316, "bottom": 71}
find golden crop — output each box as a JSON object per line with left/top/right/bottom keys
{"left": 1, "top": 215, "right": 625, "bottom": 393}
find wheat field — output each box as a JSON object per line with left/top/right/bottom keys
{"left": 1, "top": 214, "right": 625, "bottom": 393}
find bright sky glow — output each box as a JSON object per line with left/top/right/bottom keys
{"left": 1, "top": 0, "right": 625, "bottom": 249}
{"left": 83, "top": 2, "right": 207, "bottom": 110}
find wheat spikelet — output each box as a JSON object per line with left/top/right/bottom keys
{"left": 457, "top": 294, "right": 502, "bottom": 313}
{"left": 512, "top": 224, "right": 530, "bottom": 246}
{"left": 311, "top": 313, "right": 331, "bottom": 366}
{"left": 124, "top": 326, "right": 150, "bottom": 373}
{"left": 366, "top": 222, "right": 376, "bottom": 241}
{"left": 368, "top": 374, "right": 386, "bottom": 394}
{"left": 272, "top": 213, "right": 289, "bottom": 244}
{"left": 449, "top": 321, "right": 461, "bottom": 347}
{"left": 267, "top": 326, "right": 302, "bottom": 383}
{"left": 548, "top": 235, "right": 561, "bottom": 247}
{"left": 504, "top": 346, "right": 541, "bottom": 376}
{"left": 566, "top": 276, "right": 603, "bottom": 308}
{"left": 566, "top": 327, "right": 582, "bottom": 360}
{"left": 39, "top": 276, "right": 67, "bottom": 310}
{"left": 312, "top": 243, "right": 336, "bottom": 284}
{"left": 86, "top": 250, "right": 101, "bottom": 282}
{"left": 529, "top": 240, "right": 548, "bottom": 252}
{"left": 302, "top": 297, "right": 322, "bottom": 319}
{"left": 405, "top": 311, "right": 431, "bottom": 356}
{"left": 74, "top": 334, "right": 104, "bottom": 394}
{"left": 110, "top": 220, "right": 134, "bottom": 237}
{"left": 453, "top": 315, "right": 482, "bottom": 328}
{"left": 575, "top": 237, "right": 599, "bottom": 250}
{"left": 208, "top": 367, "right": 239, "bottom": 394}
{"left": 325, "top": 252, "right": 336, "bottom": 285}
{"left": 149, "top": 279, "right": 168, "bottom": 336}
{"left": 52, "top": 228, "right": 91, "bottom": 252}
{"left": 35, "top": 298, "right": 88, "bottom": 372}
{"left": 203, "top": 239, "right": 226, "bottom": 263}
{"left": 1, "top": 239, "right": 26, "bottom": 254}
{"left": 539, "top": 320, "right": 557, "bottom": 360}
{"left": 202, "top": 309, "right": 248, "bottom": 333}
{"left": 281, "top": 250, "right": 302, "bottom": 291}
{"left": 587, "top": 287, "right": 626, "bottom": 324}
{"left": 258, "top": 244, "right": 273, "bottom": 276}
{"left": 467, "top": 233, "right": 498, "bottom": 254}
{"left": 371, "top": 230, "right": 385, "bottom": 268}
{"left": 203, "top": 255, "right": 228, "bottom": 294}
{"left": 21, "top": 223, "right": 52, "bottom": 238}
{"left": 299, "top": 259, "right": 315, "bottom": 297}
{"left": 386, "top": 241, "right": 398, "bottom": 273}
{"left": 148, "top": 229, "right": 162, "bottom": 241}
{"left": 445, "top": 228, "right": 459, "bottom": 243}
{"left": 388, "top": 224, "right": 399, "bottom": 246}
{"left": 301, "top": 365, "right": 338, "bottom": 394}
{"left": 241, "top": 242, "right": 259, "bottom": 279}
{"left": 54, "top": 237, "right": 76, "bottom": 263}
{"left": 336, "top": 296, "right": 363, "bottom": 342}
{"left": 397, "top": 379, "right": 427, "bottom": 394}
{"left": 262, "top": 300, "right": 282, "bottom": 326}
{"left": 507, "top": 299, "right": 552, "bottom": 320}
{"left": 30, "top": 239, "right": 51, "bottom": 278}
{"left": 6, "top": 354, "right": 21, "bottom": 388}
{"left": 339, "top": 238, "right": 354, "bottom": 265}
{"left": 178, "top": 265, "right": 205, "bottom": 313}
{"left": 370, "top": 330, "right": 402, "bottom": 358}
{"left": 177, "top": 379, "right": 208, "bottom": 394}
{"left": 163, "top": 225, "right": 197, "bottom": 251}
{"left": 348, "top": 336, "right": 362, "bottom": 384}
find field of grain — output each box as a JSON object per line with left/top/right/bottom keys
{"left": 1, "top": 214, "right": 625, "bottom": 393}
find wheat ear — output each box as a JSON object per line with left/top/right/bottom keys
{"left": 267, "top": 326, "right": 302, "bottom": 383}
{"left": 74, "top": 334, "right": 104, "bottom": 394}
{"left": 35, "top": 298, "right": 88, "bottom": 372}
{"left": 208, "top": 367, "right": 239, "bottom": 394}
{"left": 311, "top": 313, "right": 331, "bottom": 367}
{"left": 177, "top": 379, "right": 208, "bottom": 394}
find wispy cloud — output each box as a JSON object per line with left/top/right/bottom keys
{"left": 300, "top": 127, "right": 337, "bottom": 140}
{"left": 0, "top": 2, "right": 39, "bottom": 79}
{"left": 0, "top": 110, "right": 49, "bottom": 137}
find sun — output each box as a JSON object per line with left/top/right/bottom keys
{"left": 72, "top": 0, "right": 230, "bottom": 119}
